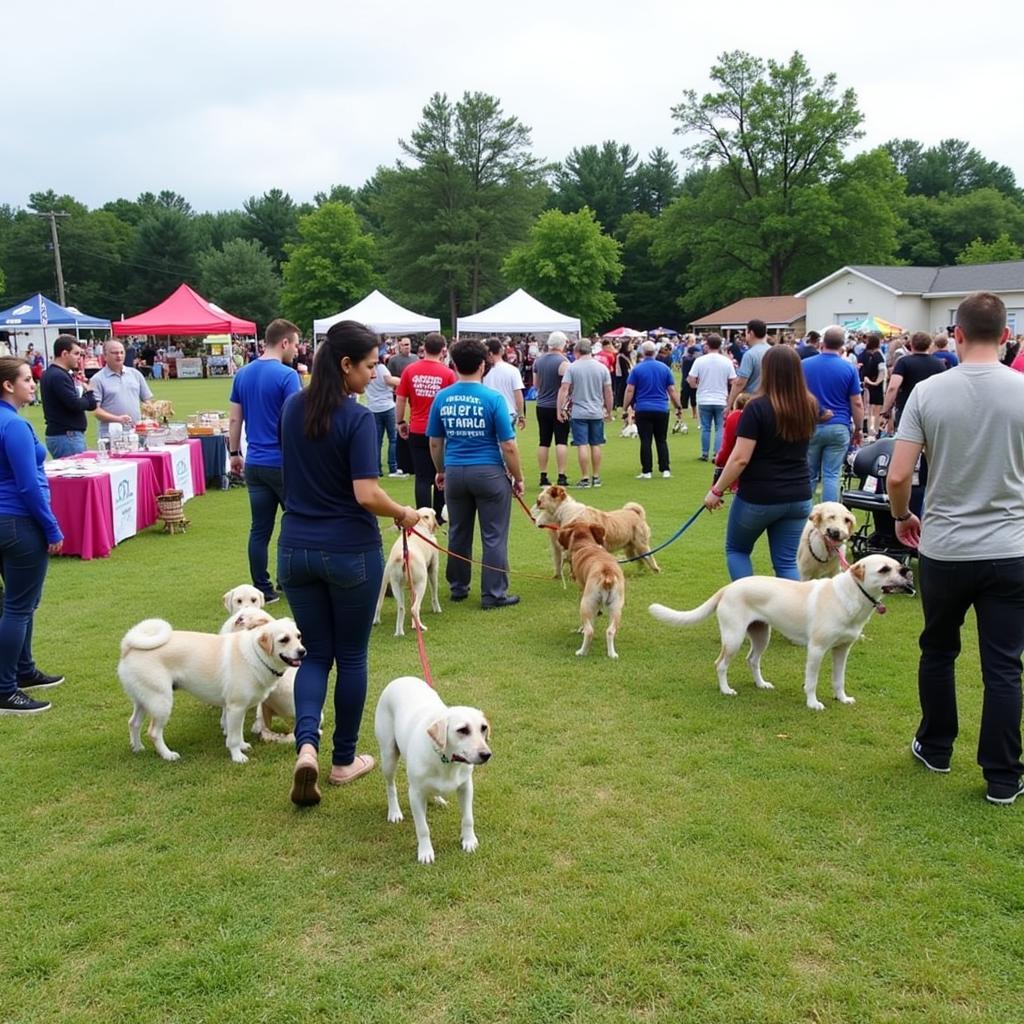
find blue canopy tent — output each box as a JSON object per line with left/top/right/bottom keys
{"left": 0, "top": 293, "right": 112, "bottom": 362}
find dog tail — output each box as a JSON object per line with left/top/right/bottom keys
{"left": 120, "top": 618, "right": 173, "bottom": 657}
{"left": 623, "top": 502, "right": 646, "bottom": 519}
{"left": 599, "top": 568, "right": 620, "bottom": 593}
{"left": 648, "top": 590, "right": 724, "bottom": 628}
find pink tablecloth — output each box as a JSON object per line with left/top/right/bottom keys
{"left": 48, "top": 459, "right": 159, "bottom": 560}
{"left": 76, "top": 440, "right": 205, "bottom": 497}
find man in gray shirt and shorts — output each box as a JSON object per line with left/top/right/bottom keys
{"left": 889, "top": 291, "right": 1024, "bottom": 805}
{"left": 532, "top": 331, "right": 570, "bottom": 487}
{"left": 557, "top": 338, "right": 612, "bottom": 489}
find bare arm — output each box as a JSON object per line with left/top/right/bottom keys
{"left": 228, "top": 401, "right": 244, "bottom": 473}
{"left": 726, "top": 376, "right": 748, "bottom": 411}
{"left": 622, "top": 384, "right": 635, "bottom": 410}
{"left": 667, "top": 384, "right": 682, "bottom": 413}
{"left": 849, "top": 394, "right": 864, "bottom": 441}
{"left": 395, "top": 394, "right": 409, "bottom": 436}
{"left": 556, "top": 381, "right": 571, "bottom": 422}
{"left": 705, "top": 436, "right": 756, "bottom": 508}
{"left": 603, "top": 383, "right": 613, "bottom": 419}
{"left": 880, "top": 373, "right": 902, "bottom": 420}
{"left": 887, "top": 439, "right": 923, "bottom": 548}
{"left": 514, "top": 388, "right": 525, "bottom": 424}
{"left": 500, "top": 438, "right": 524, "bottom": 495}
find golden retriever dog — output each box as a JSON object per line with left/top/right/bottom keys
{"left": 649, "top": 555, "right": 914, "bottom": 710}
{"left": 558, "top": 522, "right": 626, "bottom": 658}
{"left": 375, "top": 676, "right": 492, "bottom": 864}
{"left": 531, "top": 484, "right": 660, "bottom": 578}
{"left": 373, "top": 508, "right": 442, "bottom": 636}
{"left": 118, "top": 617, "right": 305, "bottom": 762}
{"left": 797, "top": 501, "right": 857, "bottom": 580}
{"left": 222, "top": 584, "right": 265, "bottom": 615}
{"left": 220, "top": 607, "right": 298, "bottom": 744}
{"left": 141, "top": 398, "right": 176, "bottom": 422}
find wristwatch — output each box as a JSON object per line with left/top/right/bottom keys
{"left": 893, "top": 510, "right": 912, "bottom": 522}
{"left": 229, "top": 449, "right": 242, "bottom": 457}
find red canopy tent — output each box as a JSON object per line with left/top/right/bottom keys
{"left": 112, "top": 284, "right": 257, "bottom": 336}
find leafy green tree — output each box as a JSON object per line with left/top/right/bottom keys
{"left": 632, "top": 147, "right": 680, "bottom": 216}
{"left": 280, "top": 202, "right": 379, "bottom": 331}
{"left": 375, "top": 91, "right": 546, "bottom": 327}
{"left": 242, "top": 189, "right": 300, "bottom": 268}
{"left": 314, "top": 184, "right": 357, "bottom": 206}
{"left": 129, "top": 209, "right": 199, "bottom": 309}
{"left": 503, "top": 208, "right": 622, "bottom": 334}
{"left": 60, "top": 210, "right": 135, "bottom": 316}
{"left": 612, "top": 212, "right": 685, "bottom": 330}
{"left": 198, "top": 238, "right": 281, "bottom": 327}
{"left": 193, "top": 210, "right": 247, "bottom": 252}
{"left": 956, "top": 233, "right": 1024, "bottom": 265}
{"left": 554, "top": 141, "right": 639, "bottom": 231}
{"left": 884, "top": 137, "right": 1020, "bottom": 199}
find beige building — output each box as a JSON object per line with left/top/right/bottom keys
{"left": 797, "top": 262, "right": 1024, "bottom": 335}
{"left": 690, "top": 295, "right": 806, "bottom": 336}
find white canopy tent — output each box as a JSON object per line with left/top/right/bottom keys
{"left": 313, "top": 290, "right": 441, "bottom": 337}
{"left": 456, "top": 289, "right": 580, "bottom": 336}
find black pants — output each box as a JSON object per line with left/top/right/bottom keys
{"left": 408, "top": 433, "right": 445, "bottom": 520}
{"left": 635, "top": 410, "right": 670, "bottom": 474}
{"left": 916, "top": 554, "right": 1024, "bottom": 789}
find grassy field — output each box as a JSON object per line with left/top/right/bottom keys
{"left": 3, "top": 378, "right": 1021, "bottom": 1024}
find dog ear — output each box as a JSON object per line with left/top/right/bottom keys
{"left": 255, "top": 590, "right": 266, "bottom": 608}
{"left": 589, "top": 524, "right": 606, "bottom": 546}
{"left": 850, "top": 561, "right": 866, "bottom": 581}
{"left": 426, "top": 717, "right": 447, "bottom": 751}
{"left": 223, "top": 589, "right": 234, "bottom": 612}
{"left": 257, "top": 627, "right": 275, "bottom": 655}
{"left": 810, "top": 507, "right": 823, "bottom": 528}
{"left": 549, "top": 485, "right": 564, "bottom": 499}
{"left": 557, "top": 527, "right": 573, "bottom": 550}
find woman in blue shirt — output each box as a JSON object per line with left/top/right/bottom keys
{"left": 280, "top": 322, "right": 420, "bottom": 807}
{"left": 0, "top": 358, "right": 64, "bottom": 715}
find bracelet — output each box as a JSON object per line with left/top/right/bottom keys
{"left": 229, "top": 449, "right": 242, "bottom": 457}
{"left": 710, "top": 485, "right": 724, "bottom": 498}
{"left": 893, "top": 510, "right": 912, "bottom": 522}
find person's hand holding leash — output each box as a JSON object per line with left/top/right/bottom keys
{"left": 395, "top": 505, "right": 420, "bottom": 530}
{"left": 704, "top": 485, "right": 725, "bottom": 511}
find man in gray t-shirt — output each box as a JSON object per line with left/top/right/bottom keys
{"left": 557, "top": 339, "right": 612, "bottom": 488}
{"left": 727, "top": 319, "right": 770, "bottom": 410}
{"left": 889, "top": 291, "right": 1024, "bottom": 805}
{"left": 533, "top": 331, "right": 570, "bottom": 486}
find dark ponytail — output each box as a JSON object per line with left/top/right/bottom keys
{"left": 303, "top": 320, "right": 378, "bottom": 439}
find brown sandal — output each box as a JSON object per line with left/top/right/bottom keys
{"left": 328, "top": 753, "right": 376, "bottom": 786}
{"left": 290, "top": 749, "right": 321, "bottom": 806}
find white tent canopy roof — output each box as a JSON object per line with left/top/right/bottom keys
{"left": 456, "top": 289, "right": 581, "bottom": 335}
{"left": 313, "top": 290, "right": 441, "bottom": 336}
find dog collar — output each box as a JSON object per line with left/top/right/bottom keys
{"left": 852, "top": 577, "right": 886, "bottom": 615}
{"left": 438, "top": 752, "right": 468, "bottom": 764}
{"left": 806, "top": 534, "right": 831, "bottom": 564}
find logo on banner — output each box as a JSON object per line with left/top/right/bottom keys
{"left": 39, "top": 299, "right": 48, "bottom": 326}
{"left": 115, "top": 477, "right": 135, "bottom": 531}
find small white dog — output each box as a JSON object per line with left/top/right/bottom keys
{"left": 373, "top": 508, "right": 442, "bottom": 636}
{"left": 797, "top": 501, "right": 857, "bottom": 580}
{"left": 118, "top": 616, "right": 305, "bottom": 762}
{"left": 222, "top": 584, "right": 265, "bottom": 614}
{"left": 375, "top": 676, "right": 492, "bottom": 864}
{"left": 649, "top": 555, "right": 914, "bottom": 710}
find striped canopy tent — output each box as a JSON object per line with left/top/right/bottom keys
{"left": 844, "top": 315, "right": 904, "bottom": 336}
{"left": 601, "top": 326, "right": 643, "bottom": 339}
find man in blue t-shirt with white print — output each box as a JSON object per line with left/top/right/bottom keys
{"left": 228, "top": 318, "right": 302, "bottom": 603}
{"left": 428, "top": 339, "right": 525, "bottom": 610}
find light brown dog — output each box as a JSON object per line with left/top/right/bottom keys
{"left": 558, "top": 522, "right": 626, "bottom": 659}
{"left": 797, "top": 501, "right": 857, "bottom": 580}
{"left": 532, "top": 484, "right": 659, "bottom": 578}
{"left": 373, "top": 508, "right": 442, "bottom": 636}
{"left": 141, "top": 399, "right": 176, "bottom": 422}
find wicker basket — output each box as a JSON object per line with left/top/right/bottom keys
{"left": 155, "top": 489, "right": 188, "bottom": 533}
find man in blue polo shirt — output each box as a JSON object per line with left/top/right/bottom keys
{"left": 623, "top": 339, "right": 683, "bottom": 479}
{"left": 428, "top": 338, "right": 525, "bottom": 610}
{"left": 802, "top": 325, "right": 864, "bottom": 502}
{"left": 228, "top": 318, "right": 302, "bottom": 603}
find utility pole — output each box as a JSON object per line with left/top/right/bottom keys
{"left": 33, "top": 210, "right": 70, "bottom": 305}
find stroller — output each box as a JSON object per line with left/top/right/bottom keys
{"left": 840, "top": 437, "right": 919, "bottom": 566}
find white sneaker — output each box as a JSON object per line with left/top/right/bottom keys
{"left": 387, "top": 470, "right": 407, "bottom": 478}
{"left": 662, "top": 470, "right": 672, "bottom": 478}
{"left": 636, "top": 472, "right": 651, "bottom": 479}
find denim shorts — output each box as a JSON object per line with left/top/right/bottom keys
{"left": 570, "top": 418, "right": 605, "bottom": 446}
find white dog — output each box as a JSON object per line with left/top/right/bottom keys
{"left": 118, "top": 617, "right": 305, "bottom": 762}
{"left": 222, "top": 584, "right": 265, "bottom": 614}
{"left": 373, "top": 508, "right": 442, "bottom": 636}
{"left": 374, "top": 676, "right": 492, "bottom": 864}
{"left": 797, "top": 501, "right": 857, "bottom": 580}
{"left": 220, "top": 607, "right": 298, "bottom": 743}
{"left": 649, "top": 555, "right": 914, "bottom": 710}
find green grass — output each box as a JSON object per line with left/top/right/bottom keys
{"left": 4, "top": 379, "right": 1022, "bottom": 1023}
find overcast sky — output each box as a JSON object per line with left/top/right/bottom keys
{"left": 8, "top": 0, "right": 1023, "bottom": 212}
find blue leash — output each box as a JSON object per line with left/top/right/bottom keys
{"left": 617, "top": 504, "right": 706, "bottom": 564}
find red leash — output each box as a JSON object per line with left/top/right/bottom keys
{"left": 402, "top": 530, "right": 435, "bottom": 689}
{"left": 513, "top": 489, "right": 558, "bottom": 531}
{"left": 409, "top": 526, "right": 557, "bottom": 582}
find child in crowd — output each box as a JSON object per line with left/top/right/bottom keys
{"left": 712, "top": 392, "right": 751, "bottom": 491}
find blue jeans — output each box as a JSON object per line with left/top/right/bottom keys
{"left": 807, "top": 422, "right": 851, "bottom": 503}
{"left": 725, "top": 495, "right": 813, "bottom": 580}
{"left": 45, "top": 432, "right": 87, "bottom": 459}
{"left": 373, "top": 408, "right": 398, "bottom": 474}
{"left": 245, "top": 464, "right": 286, "bottom": 596}
{"left": 698, "top": 405, "right": 725, "bottom": 458}
{"left": 278, "top": 545, "right": 384, "bottom": 765}
{"left": 0, "top": 516, "right": 49, "bottom": 695}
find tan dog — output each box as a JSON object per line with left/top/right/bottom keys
{"left": 141, "top": 399, "right": 175, "bottom": 422}
{"left": 558, "top": 522, "right": 626, "bottom": 658}
{"left": 797, "top": 501, "right": 857, "bottom": 580}
{"left": 118, "top": 616, "right": 305, "bottom": 762}
{"left": 220, "top": 607, "right": 297, "bottom": 743}
{"left": 373, "top": 508, "right": 442, "bottom": 636}
{"left": 222, "top": 584, "right": 265, "bottom": 615}
{"left": 531, "top": 484, "right": 660, "bottom": 578}
{"left": 649, "top": 555, "right": 914, "bottom": 710}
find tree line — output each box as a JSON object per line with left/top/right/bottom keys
{"left": 2, "top": 51, "right": 1022, "bottom": 336}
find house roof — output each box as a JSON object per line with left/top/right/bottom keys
{"left": 690, "top": 295, "right": 806, "bottom": 328}
{"left": 797, "top": 261, "right": 1024, "bottom": 298}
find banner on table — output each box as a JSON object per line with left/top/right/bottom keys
{"left": 107, "top": 460, "right": 139, "bottom": 546}
{"left": 170, "top": 445, "right": 195, "bottom": 502}
{"left": 177, "top": 357, "right": 203, "bottom": 378}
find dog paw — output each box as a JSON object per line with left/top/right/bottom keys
{"left": 432, "top": 796, "right": 448, "bottom": 807}
{"left": 417, "top": 846, "right": 436, "bottom": 865}
{"left": 836, "top": 694, "right": 856, "bottom": 705}
{"left": 755, "top": 680, "right": 774, "bottom": 690}
{"left": 387, "top": 809, "right": 404, "bottom": 824}
{"left": 230, "top": 750, "right": 250, "bottom": 763}
{"left": 394, "top": 629, "right": 405, "bottom": 637}
{"left": 721, "top": 686, "right": 738, "bottom": 696}
{"left": 161, "top": 751, "right": 181, "bottom": 762}
{"left": 240, "top": 740, "right": 252, "bottom": 753}
{"left": 462, "top": 835, "right": 479, "bottom": 854}
{"left": 807, "top": 700, "right": 826, "bottom": 711}
{"left": 575, "top": 646, "right": 589, "bottom": 657}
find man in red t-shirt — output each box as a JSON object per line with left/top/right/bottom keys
{"left": 396, "top": 332, "right": 456, "bottom": 519}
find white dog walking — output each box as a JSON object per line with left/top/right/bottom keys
{"left": 374, "top": 676, "right": 492, "bottom": 864}
{"left": 373, "top": 508, "right": 442, "bottom": 636}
